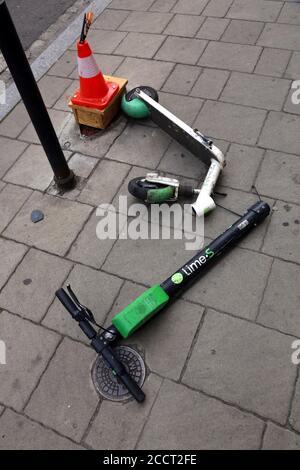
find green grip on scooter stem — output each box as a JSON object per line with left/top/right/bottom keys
{"left": 112, "top": 285, "right": 169, "bottom": 338}
{"left": 147, "top": 186, "right": 175, "bottom": 203}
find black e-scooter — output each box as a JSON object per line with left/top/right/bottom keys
{"left": 56, "top": 201, "right": 270, "bottom": 403}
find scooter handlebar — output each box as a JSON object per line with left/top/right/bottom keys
{"left": 56, "top": 288, "right": 145, "bottom": 403}
{"left": 56, "top": 288, "right": 80, "bottom": 319}
{"left": 99, "top": 344, "right": 145, "bottom": 403}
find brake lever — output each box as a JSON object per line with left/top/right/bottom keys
{"left": 66, "top": 284, "right": 97, "bottom": 325}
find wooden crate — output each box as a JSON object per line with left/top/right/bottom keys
{"left": 69, "top": 75, "right": 128, "bottom": 129}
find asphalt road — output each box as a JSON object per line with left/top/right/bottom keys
{"left": 6, "top": 0, "right": 77, "bottom": 50}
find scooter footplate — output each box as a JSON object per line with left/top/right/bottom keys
{"left": 135, "top": 89, "right": 218, "bottom": 166}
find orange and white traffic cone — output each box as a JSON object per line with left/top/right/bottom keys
{"left": 71, "top": 40, "right": 119, "bottom": 110}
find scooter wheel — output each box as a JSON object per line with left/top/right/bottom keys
{"left": 128, "top": 176, "right": 175, "bottom": 203}
{"left": 121, "top": 86, "right": 158, "bottom": 119}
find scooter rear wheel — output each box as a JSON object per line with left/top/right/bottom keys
{"left": 121, "top": 86, "right": 158, "bottom": 119}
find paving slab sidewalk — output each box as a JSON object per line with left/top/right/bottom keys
{"left": 0, "top": 0, "right": 300, "bottom": 450}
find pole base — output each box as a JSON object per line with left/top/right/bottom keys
{"left": 54, "top": 170, "right": 76, "bottom": 190}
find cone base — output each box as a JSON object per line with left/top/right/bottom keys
{"left": 69, "top": 75, "right": 128, "bottom": 129}
{"left": 71, "top": 81, "right": 119, "bottom": 110}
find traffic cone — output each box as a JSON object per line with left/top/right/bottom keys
{"left": 71, "top": 40, "right": 119, "bottom": 110}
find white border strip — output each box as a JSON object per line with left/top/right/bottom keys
{"left": 0, "top": 0, "right": 111, "bottom": 121}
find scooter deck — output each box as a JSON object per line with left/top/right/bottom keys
{"left": 135, "top": 89, "right": 221, "bottom": 167}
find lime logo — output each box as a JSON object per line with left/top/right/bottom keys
{"left": 171, "top": 272, "right": 184, "bottom": 284}
{"left": 205, "top": 247, "right": 215, "bottom": 259}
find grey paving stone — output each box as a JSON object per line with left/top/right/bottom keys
{"left": 183, "top": 246, "right": 272, "bottom": 319}
{"left": 285, "top": 52, "right": 300, "bottom": 80}
{"left": 183, "top": 310, "right": 296, "bottom": 423}
{"left": 37, "top": 75, "right": 73, "bottom": 108}
{"left": 48, "top": 50, "right": 77, "bottom": 77}
{"left": 68, "top": 153, "right": 98, "bottom": 179}
{"left": 0, "top": 137, "right": 28, "bottom": 179}
{"left": 52, "top": 80, "right": 78, "bottom": 112}
{"left": 109, "top": 0, "right": 154, "bottom": 11}
{"left": 69, "top": 54, "right": 125, "bottom": 79}
{"left": 158, "top": 141, "right": 207, "bottom": 179}
{"left": 114, "top": 32, "right": 165, "bottom": 59}
{"left": 221, "top": 143, "right": 264, "bottom": 191}
{"left": 159, "top": 91, "right": 204, "bottom": 125}
{"left": 194, "top": 100, "right": 266, "bottom": 146}
{"left": 0, "top": 311, "right": 60, "bottom": 411}
{"left": 227, "top": 0, "right": 283, "bottom": 22}
{"left": 172, "top": 0, "right": 209, "bottom": 15}
{"left": 58, "top": 113, "right": 127, "bottom": 159}
{"left": 119, "top": 11, "right": 172, "bottom": 34}
{"left": 19, "top": 109, "right": 70, "bottom": 145}
{"left": 103, "top": 228, "right": 194, "bottom": 286}
{"left": 115, "top": 57, "right": 174, "bottom": 90}
{"left": 0, "top": 248, "right": 72, "bottom": 321}
{"left": 0, "top": 238, "right": 28, "bottom": 291}
{"left": 221, "top": 72, "right": 290, "bottom": 111}
{"left": 25, "top": 338, "right": 99, "bottom": 441}
{"left": 0, "top": 184, "right": 31, "bottom": 233}
{"left": 158, "top": 138, "right": 229, "bottom": 179}
{"left": 278, "top": 2, "right": 300, "bottom": 25}
{"left": 138, "top": 379, "right": 264, "bottom": 450}
{"left": 258, "top": 259, "right": 300, "bottom": 337}
{"left": 78, "top": 159, "right": 130, "bottom": 206}
{"left": 221, "top": 20, "right": 264, "bottom": 45}
{"left": 162, "top": 64, "right": 201, "bottom": 95}
{"left": 0, "top": 103, "right": 30, "bottom": 139}
{"left": 284, "top": 88, "right": 300, "bottom": 116}
{"left": 107, "top": 281, "right": 203, "bottom": 380}
{"left": 93, "top": 8, "right": 130, "bottom": 30}
{"left": 255, "top": 48, "right": 291, "bottom": 78}
{"left": 259, "top": 111, "right": 300, "bottom": 156}
{"left": 105, "top": 124, "right": 171, "bottom": 168}
{"left": 150, "top": 0, "right": 177, "bottom": 13}
{"left": 191, "top": 68, "right": 229, "bottom": 99}
{"left": 262, "top": 201, "right": 300, "bottom": 263}
{"left": 4, "top": 191, "right": 92, "bottom": 256}
{"left": 258, "top": 23, "right": 300, "bottom": 51}
{"left": 202, "top": 0, "right": 233, "bottom": 17}
{"left": 196, "top": 17, "right": 230, "bottom": 40}
{"left": 43, "top": 264, "right": 122, "bottom": 341}
{"left": 85, "top": 374, "right": 162, "bottom": 450}
{"left": 263, "top": 423, "right": 300, "bottom": 450}
{"left": 256, "top": 150, "right": 300, "bottom": 204}
{"left": 164, "top": 14, "right": 205, "bottom": 37}
{"left": 199, "top": 42, "right": 261, "bottom": 73}
{"left": 155, "top": 37, "right": 208, "bottom": 65}
{"left": 3, "top": 144, "right": 55, "bottom": 191}
{"left": 0, "top": 409, "right": 82, "bottom": 450}
{"left": 290, "top": 378, "right": 300, "bottom": 433}
{"left": 67, "top": 209, "right": 121, "bottom": 269}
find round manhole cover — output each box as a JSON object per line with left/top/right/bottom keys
{"left": 92, "top": 346, "right": 146, "bottom": 402}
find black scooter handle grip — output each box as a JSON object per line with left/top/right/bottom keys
{"left": 101, "top": 346, "right": 145, "bottom": 403}
{"left": 119, "top": 372, "right": 145, "bottom": 403}
{"left": 56, "top": 288, "right": 80, "bottom": 319}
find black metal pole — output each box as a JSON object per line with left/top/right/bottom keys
{"left": 0, "top": 0, "right": 75, "bottom": 189}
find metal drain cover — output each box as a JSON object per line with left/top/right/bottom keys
{"left": 92, "top": 346, "right": 146, "bottom": 402}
